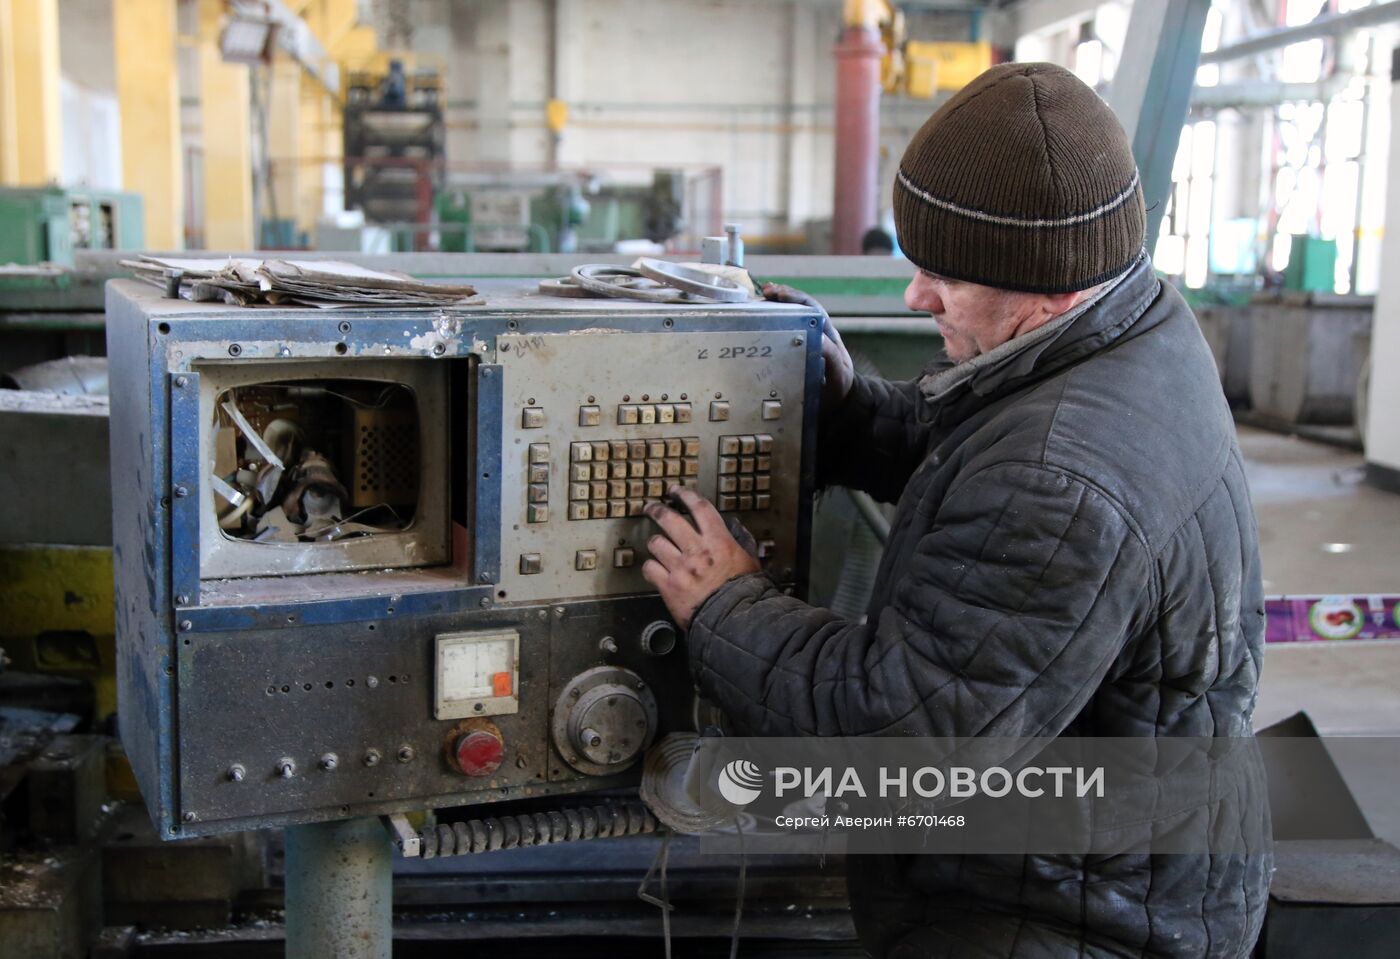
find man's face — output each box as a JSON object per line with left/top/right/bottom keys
{"left": 904, "top": 270, "right": 1071, "bottom": 364}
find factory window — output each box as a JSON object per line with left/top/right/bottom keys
{"left": 1152, "top": 1, "right": 1387, "bottom": 295}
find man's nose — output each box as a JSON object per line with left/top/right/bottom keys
{"left": 904, "top": 276, "right": 943, "bottom": 315}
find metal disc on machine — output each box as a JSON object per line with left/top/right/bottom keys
{"left": 537, "top": 277, "right": 599, "bottom": 298}
{"left": 635, "top": 257, "right": 751, "bottom": 303}
{"left": 639, "top": 733, "right": 732, "bottom": 834}
{"left": 569, "top": 264, "right": 690, "bottom": 303}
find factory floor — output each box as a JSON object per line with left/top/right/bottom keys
{"left": 1239, "top": 424, "right": 1400, "bottom": 847}
{"left": 1240, "top": 425, "right": 1398, "bottom": 594}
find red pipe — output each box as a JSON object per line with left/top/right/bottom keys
{"left": 832, "top": 25, "right": 884, "bottom": 255}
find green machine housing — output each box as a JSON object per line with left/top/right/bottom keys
{"left": 0, "top": 186, "right": 144, "bottom": 266}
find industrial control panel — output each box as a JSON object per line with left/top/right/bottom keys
{"left": 106, "top": 278, "right": 821, "bottom": 839}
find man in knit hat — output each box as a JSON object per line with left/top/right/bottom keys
{"left": 644, "top": 63, "right": 1270, "bottom": 956}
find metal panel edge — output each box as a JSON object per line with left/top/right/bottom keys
{"left": 181, "top": 584, "right": 495, "bottom": 632}
{"left": 167, "top": 371, "right": 202, "bottom": 605}
{"left": 474, "top": 363, "right": 504, "bottom": 584}
{"left": 798, "top": 319, "right": 824, "bottom": 598}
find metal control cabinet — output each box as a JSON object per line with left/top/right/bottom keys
{"left": 106, "top": 278, "right": 821, "bottom": 839}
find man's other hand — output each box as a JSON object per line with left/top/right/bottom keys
{"left": 642, "top": 485, "right": 761, "bottom": 630}
{"left": 762, "top": 282, "right": 854, "bottom": 409}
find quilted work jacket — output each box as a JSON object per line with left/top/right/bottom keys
{"left": 686, "top": 257, "right": 1272, "bottom": 957}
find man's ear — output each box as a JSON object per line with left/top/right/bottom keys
{"left": 1042, "top": 290, "right": 1082, "bottom": 317}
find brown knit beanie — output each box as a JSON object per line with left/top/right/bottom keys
{"left": 893, "top": 62, "right": 1144, "bottom": 294}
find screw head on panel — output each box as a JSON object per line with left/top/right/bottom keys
{"left": 227, "top": 764, "right": 245, "bottom": 782}
{"left": 363, "top": 749, "right": 381, "bottom": 767}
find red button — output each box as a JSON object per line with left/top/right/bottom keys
{"left": 455, "top": 729, "right": 504, "bottom": 777}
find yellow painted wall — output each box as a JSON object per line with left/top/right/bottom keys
{"left": 198, "top": 0, "right": 253, "bottom": 249}
{"left": 0, "top": 0, "right": 62, "bottom": 185}
{"left": 114, "top": 0, "right": 182, "bottom": 248}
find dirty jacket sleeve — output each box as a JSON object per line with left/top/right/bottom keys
{"left": 816, "top": 373, "right": 935, "bottom": 504}
{"left": 687, "top": 461, "right": 1155, "bottom": 738}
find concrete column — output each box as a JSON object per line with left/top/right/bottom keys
{"left": 475, "top": 0, "right": 513, "bottom": 167}
{"left": 784, "top": 1, "right": 816, "bottom": 231}
{"left": 114, "top": 0, "right": 182, "bottom": 248}
{"left": 266, "top": 60, "right": 301, "bottom": 231}
{"left": 0, "top": 0, "right": 62, "bottom": 185}
{"left": 831, "top": 25, "right": 883, "bottom": 254}
{"left": 198, "top": 0, "right": 253, "bottom": 249}
{"left": 1364, "top": 48, "right": 1400, "bottom": 489}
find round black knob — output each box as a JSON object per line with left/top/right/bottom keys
{"left": 640, "top": 620, "right": 677, "bottom": 657}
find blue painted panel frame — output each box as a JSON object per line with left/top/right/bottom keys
{"left": 797, "top": 319, "right": 824, "bottom": 599}
{"left": 473, "top": 362, "right": 504, "bottom": 585}
{"left": 183, "top": 583, "right": 494, "bottom": 632}
{"left": 167, "top": 370, "right": 203, "bottom": 607}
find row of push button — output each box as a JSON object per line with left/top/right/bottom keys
{"left": 520, "top": 547, "right": 636, "bottom": 574}
{"left": 520, "top": 540, "right": 775, "bottom": 575}
{"left": 524, "top": 398, "right": 784, "bottom": 429}
{"left": 525, "top": 443, "right": 551, "bottom": 522}
{"left": 614, "top": 403, "right": 692, "bottom": 426}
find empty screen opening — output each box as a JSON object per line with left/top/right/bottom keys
{"left": 212, "top": 380, "right": 421, "bottom": 545}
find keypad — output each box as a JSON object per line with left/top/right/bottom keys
{"left": 568, "top": 436, "right": 699, "bottom": 519}
{"left": 716, "top": 434, "right": 774, "bottom": 511}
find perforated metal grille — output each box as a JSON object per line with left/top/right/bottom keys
{"left": 350, "top": 408, "right": 419, "bottom": 508}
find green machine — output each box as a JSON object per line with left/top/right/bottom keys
{"left": 434, "top": 170, "right": 685, "bottom": 254}
{"left": 0, "top": 186, "right": 144, "bottom": 266}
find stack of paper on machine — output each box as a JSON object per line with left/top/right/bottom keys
{"left": 121, "top": 256, "right": 482, "bottom": 308}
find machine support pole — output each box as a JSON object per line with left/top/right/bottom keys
{"left": 832, "top": 25, "right": 884, "bottom": 255}
{"left": 1106, "top": 0, "right": 1211, "bottom": 251}
{"left": 285, "top": 817, "right": 393, "bottom": 959}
